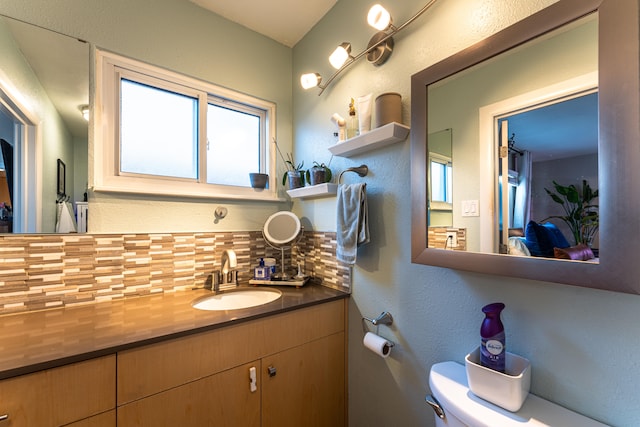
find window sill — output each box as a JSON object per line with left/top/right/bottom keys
{"left": 93, "top": 179, "right": 285, "bottom": 202}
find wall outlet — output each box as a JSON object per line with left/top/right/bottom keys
{"left": 462, "top": 200, "right": 479, "bottom": 217}
{"left": 446, "top": 231, "right": 457, "bottom": 247}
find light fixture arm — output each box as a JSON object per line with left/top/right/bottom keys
{"left": 394, "top": 0, "right": 438, "bottom": 33}
{"left": 315, "top": 0, "right": 438, "bottom": 95}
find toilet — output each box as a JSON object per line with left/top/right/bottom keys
{"left": 427, "top": 361, "right": 609, "bottom": 427}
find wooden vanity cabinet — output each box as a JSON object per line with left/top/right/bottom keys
{"left": 0, "top": 355, "right": 115, "bottom": 427}
{"left": 117, "top": 361, "right": 261, "bottom": 426}
{"left": 262, "top": 332, "right": 346, "bottom": 427}
{"left": 117, "top": 299, "right": 347, "bottom": 427}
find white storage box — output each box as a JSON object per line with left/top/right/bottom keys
{"left": 465, "top": 347, "right": 531, "bottom": 412}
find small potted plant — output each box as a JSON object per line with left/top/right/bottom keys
{"left": 306, "top": 162, "right": 333, "bottom": 186}
{"left": 281, "top": 153, "right": 305, "bottom": 189}
{"left": 249, "top": 172, "right": 269, "bottom": 189}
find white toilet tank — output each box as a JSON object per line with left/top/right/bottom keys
{"left": 427, "top": 361, "right": 609, "bottom": 427}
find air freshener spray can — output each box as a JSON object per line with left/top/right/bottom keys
{"left": 480, "top": 302, "right": 506, "bottom": 373}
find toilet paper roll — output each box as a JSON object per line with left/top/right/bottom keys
{"left": 363, "top": 332, "right": 393, "bottom": 358}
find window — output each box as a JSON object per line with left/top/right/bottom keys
{"left": 94, "top": 50, "right": 278, "bottom": 200}
{"left": 206, "top": 100, "right": 265, "bottom": 187}
{"left": 120, "top": 79, "right": 198, "bottom": 179}
{"left": 429, "top": 153, "right": 452, "bottom": 210}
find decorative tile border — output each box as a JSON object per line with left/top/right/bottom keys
{"left": 0, "top": 231, "right": 350, "bottom": 314}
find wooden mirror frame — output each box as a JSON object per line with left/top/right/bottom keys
{"left": 411, "top": 0, "right": 640, "bottom": 294}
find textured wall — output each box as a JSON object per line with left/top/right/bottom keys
{"left": 292, "top": 1, "right": 639, "bottom": 426}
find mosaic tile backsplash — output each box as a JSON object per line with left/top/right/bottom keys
{"left": 0, "top": 231, "right": 350, "bottom": 314}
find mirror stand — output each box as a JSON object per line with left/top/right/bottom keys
{"left": 263, "top": 229, "right": 304, "bottom": 281}
{"left": 261, "top": 210, "right": 306, "bottom": 282}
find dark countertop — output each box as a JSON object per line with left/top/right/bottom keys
{"left": 0, "top": 284, "right": 349, "bottom": 380}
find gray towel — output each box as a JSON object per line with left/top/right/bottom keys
{"left": 336, "top": 183, "right": 369, "bottom": 264}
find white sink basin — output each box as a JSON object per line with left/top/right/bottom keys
{"left": 191, "top": 288, "right": 282, "bottom": 311}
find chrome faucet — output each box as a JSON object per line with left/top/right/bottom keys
{"left": 203, "top": 249, "right": 238, "bottom": 293}
{"left": 220, "top": 249, "right": 238, "bottom": 286}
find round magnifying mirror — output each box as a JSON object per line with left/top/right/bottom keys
{"left": 263, "top": 211, "right": 302, "bottom": 281}
{"left": 263, "top": 211, "right": 301, "bottom": 246}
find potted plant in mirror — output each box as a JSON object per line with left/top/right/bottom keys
{"left": 305, "top": 162, "right": 333, "bottom": 186}
{"left": 281, "top": 153, "right": 305, "bottom": 189}
{"left": 543, "top": 179, "right": 599, "bottom": 246}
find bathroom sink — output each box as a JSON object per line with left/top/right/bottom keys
{"left": 191, "top": 288, "right": 282, "bottom": 311}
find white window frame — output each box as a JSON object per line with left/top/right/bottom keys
{"left": 94, "top": 49, "right": 279, "bottom": 201}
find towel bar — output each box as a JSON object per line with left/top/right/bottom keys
{"left": 338, "top": 164, "right": 369, "bottom": 183}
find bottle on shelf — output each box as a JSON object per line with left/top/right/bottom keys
{"left": 347, "top": 98, "right": 359, "bottom": 139}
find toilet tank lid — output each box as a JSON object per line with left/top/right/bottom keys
{"left": 429, "top": 361, "right": 609, "bottom": 427}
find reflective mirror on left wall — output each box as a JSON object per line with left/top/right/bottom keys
{"left": 0, "top": 15, "right": 88, "bottom": 233}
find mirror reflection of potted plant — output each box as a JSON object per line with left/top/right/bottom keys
{"left": 306, "top": 162, "right": 333, "bottom": 186}
{"left": 543, "top": 179, "right": 599, "bottom": 246}
{"left": 281, "top": 153, "right": 305, "bottom": 189}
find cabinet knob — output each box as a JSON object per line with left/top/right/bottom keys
{"left": 267, "top": 366, "right": 277, "bottom": 377}
{"left": 0, "top": 414, "right": 8, "bottom": 421}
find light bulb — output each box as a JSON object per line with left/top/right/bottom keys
{"left": 329, "top": 42, "right": 351, "bottom": 69}
{"left": 368, "top": 4, "right": 392, "bottom": 31}
{"left": 300, "top": 73, "right": 321, "bottom": 89}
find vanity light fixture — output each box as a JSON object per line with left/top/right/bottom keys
{"left": 329, "top": 42, "right": 353, "bottom": 69}
{"left": 301, "top": 0, "right": 438, "bottom": 95}
{"left": 368, "top": 4, "right": 395, "bottom": 31}
{"left": 300, "top": 72, "right": 323, "bottom": 90}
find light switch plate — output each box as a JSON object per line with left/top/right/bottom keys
{"left": 462, "top": 200, "right": 479, "bottom": 217}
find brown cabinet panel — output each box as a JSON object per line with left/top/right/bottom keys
{"left": 117, "top": 361, "right": 260, "bottom": 427}
{"left": 118, "top": 299, "right": 345, "bottom": 404}
{"left": 262, "top": 333, "right": 346, "bottom": 427}
{"left": 0, "top": 356, "right": 115, "bottom": 427}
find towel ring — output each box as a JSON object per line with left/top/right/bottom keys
{"left": 338, "top": 164, "right": 369, "bottom": 184}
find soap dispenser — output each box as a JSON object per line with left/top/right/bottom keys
{"left": 254, "top": 258, "right": 268, "bottom": 280}
{"left": 480, "top": 302, "right": 506, "bottom": 373}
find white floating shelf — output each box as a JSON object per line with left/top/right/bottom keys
{"left": 286, "top": 183, "right": 337, "bottom": 199}
{"left": 328, "top": 122, "right": 410, "bottom": 157}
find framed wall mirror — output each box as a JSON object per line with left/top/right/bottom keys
{"left": 411, "top": 0, "right": 640, "bottom": 294}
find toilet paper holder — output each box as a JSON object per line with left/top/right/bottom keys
{"left": 362, "top": 311, "right": 394, "bottom": 335}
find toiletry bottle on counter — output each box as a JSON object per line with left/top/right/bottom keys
{"left": 347, "top": 98, "right": 359, "bottom": 139}
{"left": 263, "top": 258, "right": 276, "bottom": 278}
{"left": 480, "top": 302, "right": 506, "bottom": 373}
{"left": 254, "top": 258, "right": 268, "bottom": 280}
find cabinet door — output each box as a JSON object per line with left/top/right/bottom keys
{"left": 0, "top": 356, "right": 115, "bottom": 427}
{"left": 262, "top": 333, "right": 346, "bottom": 427}
{"left": 117, "top": 361, "right": 260, "bottom": 427}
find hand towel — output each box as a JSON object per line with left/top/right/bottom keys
{"left": 56, "top": 201, "right": 77, "bottom": 233}
{"left": 336, "top": 183, "right": 369, "bottom": 264}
